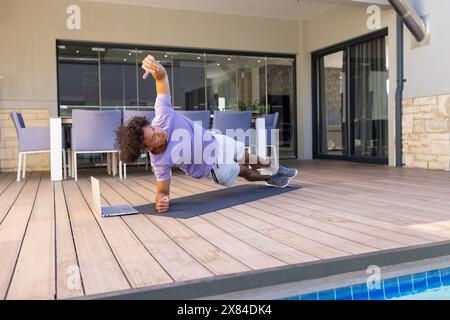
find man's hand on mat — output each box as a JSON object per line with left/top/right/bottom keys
{"left": 155, "top": 193, "right": 170, "bottom": 213}
{"left": 142, "top": 55, "right": 167, "bottom": 81}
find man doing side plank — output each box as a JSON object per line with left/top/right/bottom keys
{"left": 115, "top": 55, "right": 298, "bottom": 213}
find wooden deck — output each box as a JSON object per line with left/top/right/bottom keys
{"left": 1, "top": 160, "right": 450, "bottom": 300}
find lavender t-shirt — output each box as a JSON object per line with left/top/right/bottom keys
{"left": 150, "top": 94, "right": 217, "bottom": 181}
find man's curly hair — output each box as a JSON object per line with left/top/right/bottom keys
{"left": 115, "top": 116, "right": 150, "bottom": 163}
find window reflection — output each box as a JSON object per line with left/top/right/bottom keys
{"left": 137, "top": 51, "right": 173, "bottom": 109}
{"left": 267, "top": 57, "right": 296, "bottom": 159}
{"left": 173, "top": 53, "right": 206, "bottom": 111}
{"left": 100, "top": 48, "right": 137, "bottom": 107}
{"left": 57, "top": 42, "right": 297, "bottom": 158}
{"left": 237, "top": 56, "right": 266, "bottom": 115}
{"left": 57, "top": 45, "right": 100, "bottom": 117}
{"left": 206, "top": 55, "right": 237, "bottom": 112}
{"left": 318, "top": 51, "right": 346, "bottom": 156}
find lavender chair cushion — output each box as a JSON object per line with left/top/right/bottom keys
{"left": 123, "top": 110, "right": 155, "bottom": 125}
{"left": 18, "top": 127, "right": 51, "bottom": 152}
{"left": 213, "top": 111, "right": 252, "bottom": 147}
{"left": 178, "top": 111, "right": 211, "bottom": 130}
{"left": 263, "top": 112, "right": 279, "bottom": 145}
{"left": 10, "top": 112, "right": 66, "bottom": 152}
{"left": 72, "top": 110, "right": 122, "bottom": 152}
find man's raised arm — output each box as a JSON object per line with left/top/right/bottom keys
{"left": 142, "top": 55, "right": 171, "bottom": 95}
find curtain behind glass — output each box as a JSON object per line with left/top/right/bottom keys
{"left": 349, "top": 37, "right": 388, "bottom": 158}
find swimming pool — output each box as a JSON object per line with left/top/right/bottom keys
{"left": 282, "top": 266, "right": 450, "bottom": 300}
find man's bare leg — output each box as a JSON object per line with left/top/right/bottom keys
{"left": 239, "top": 163, "right": 293, "bottom": 188}
{"left": 241, "top": 151, "right": 271, "bottom": 170}
{"left": 238, "top": 165, "right": 270, "bottom": 182}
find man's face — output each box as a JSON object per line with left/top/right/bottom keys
{"left": 143, "top": 125, "right": 168, "bottom": 154}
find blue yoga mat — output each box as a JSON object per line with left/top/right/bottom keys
{"left": 135, "top": 184, "right": 301, "bottom": 219}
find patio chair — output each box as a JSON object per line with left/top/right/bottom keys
{"left": 122, "top": 110, "right": 156, "bottom": 178}
{"left": 212, "top": 111, "right": 253, "bottom": 148}
{"left": 262, "top": 112, "right": 280, "bottom": 172}
{"left": 178, "top": 110, "right": 211, "bottom": 130}
{"left": 123, "top": 110, "right": 156, "bottom": 125}
{"left": 10, "top": 112, "right": 68, "bottom": 182}
{"left": 71, "top": 110, "right": 122, "bottom": 181}
{"left": 263, "top": 112, "right": 280, "bottom": 147}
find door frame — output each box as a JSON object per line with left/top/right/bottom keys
{"left": 311, "top": 28, "right": 389, "bottom": 165}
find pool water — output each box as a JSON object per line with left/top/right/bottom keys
{"left": 283, "top": 266, "right": 450, "bottom": 300}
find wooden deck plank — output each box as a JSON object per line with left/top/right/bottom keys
{"left": 62, "top": 180, "right": 130, "bottom": 296}
{"left": 7, "top": 174, "right": 55, "bottom": 300}
{"left": 177, "top": 172, "right": 418, "bottom": 249}
{"left": 171, "top": 177, "right": 344, "bottom": 260}
{"left": 341, "top": 180, "right": 450, "bottom": 204}
{"left": 251, "top": 199, "right": 404, "bottom": 250}
{"left": 292, "top": 186, "right": 436, "bottom": 225}
{"left": 0, "top": 173, "right": 7, "bottom": 184}
{"left": 76, "top": 176, "right": 173, "bottom": 289}
{"left": 276, "top": 193, "right": 442, "bottom": 245}
{"left": 0, "top": 173, "right": 15, "bottom": 196}
{"left": 134, "top": 175, "right": 293, "bottom": 270}
{"left": 54, "top": 181, "right": 84, "bottom": 299}
{"left": 299, "top": 172, "right": 450, "bottom": 201}
{"left": 169, "top": 176, "right": 381, "bottom": 252}
{"left": 181, "top": 217, "right": 286, "bottom": 270}
{"left": 232, "top": 203, "right": 376, "bottom": 255}
{"left": 97, "top": 175, "right": 215, "bottom": 282}
{"left": 202, "top": 213, "right": 319, "bottom": 264}
{"left": 315, "top": 176, "right": 450, "bottom": 212}
{"left": 169, "top": 176, "right": 352, "bottom": 258}
{"left": 301, "top": 186, "right": 450, "bottom": 226}
{"left": 218, "top": 207, "right": 349, "bottom": 259}
{"left": 261, "top": 197, "right": 427, "bottom": 250}
{"left": 119, "top": 176, "right": 251, "bottom": 275}
{"left": 169, "top": 175, "right": 382, "bottom": 255}
{"left": 0, "top": 172, "right": 41, "bottom": 299}
{"left": 0, "top": 176, "right": 28, "bottom": 225}
{"left": 299, "top": 165, "right": 450, "bottom": 190}
{"left": 3, "top": 160, "right": 450, "bottom": 300}
{"left": 160, "top": 177, "right": 370, "bottom": 254}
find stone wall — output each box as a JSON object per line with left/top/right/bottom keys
{"left": 0, "top": 110, "right": 51, "bottom": 172}
{"left": 403, "top": 95, "right": 450, "bottom": 171}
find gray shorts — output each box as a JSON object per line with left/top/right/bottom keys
{"left": 206, "top": 134, "right": 245, "bottom": 187}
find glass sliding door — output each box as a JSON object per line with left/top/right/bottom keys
{"left": 267, "top": 57, "right": 296, "bottom": 159}
{"left": 314, "top": 32, "right": 388, "bottom": 163}
{"left": 317, "top": 51, "right": 346, "bottom": 156}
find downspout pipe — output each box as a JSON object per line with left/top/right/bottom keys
{"left": 395, "top": 16, "right": 405, "bottom": 168}
{"left": 388, "top": 0, "right": 428, "bottom": 42}
{"left": 388, "top": 0, "right": 428, "bottom": 168}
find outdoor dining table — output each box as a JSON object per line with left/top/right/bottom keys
{"left": 50, "top": 118, "right": 63, "bottom": 181}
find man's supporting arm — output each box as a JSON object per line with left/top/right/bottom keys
{"left": 155, "top": 179, "right": 171, "bottom": 213}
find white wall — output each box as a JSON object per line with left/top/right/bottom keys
{"left": 0, "top": 0, "right": 299, "bottom": 113}
{"left": 403, "top": 0, "right": 450, "bottom": 99}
